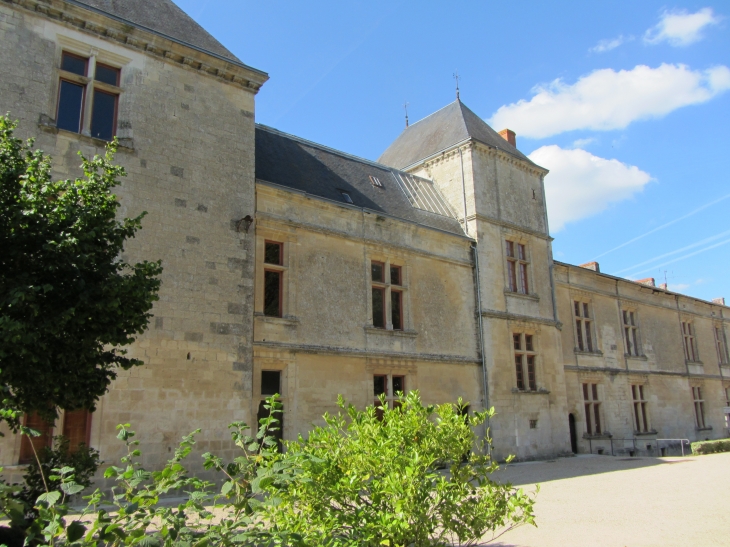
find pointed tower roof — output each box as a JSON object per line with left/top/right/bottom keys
{"left": 378, "top": 100, "right": 532, "bottom": 170}
{"left": 73, "top": 0, "right": 242, "bottom": 64}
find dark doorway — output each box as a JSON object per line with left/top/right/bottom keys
{"left": 569, "top": 413, "right": 578, "bottom": 454}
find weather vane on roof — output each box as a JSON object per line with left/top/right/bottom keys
{"left": 453, "top": 71, "right": 460, "bottom": 100}
{"left": 404, "top": 101, "right": 409, "bottom": 128}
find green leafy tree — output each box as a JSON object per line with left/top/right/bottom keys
{"left": 0, "top": 115, "right": 162, "bottom": 425}
{"left": 261, "top": 391, "right": 537, "bottom": 546}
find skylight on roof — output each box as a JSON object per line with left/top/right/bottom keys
{"left": 339, "top": 190, "right": 353, "bottom": 204}
{"left": 392, "top": 173, "right": 457, "bottom": 218}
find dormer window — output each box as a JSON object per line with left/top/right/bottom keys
{"left": 369, "top": 175, "right": 383, "bottom": 188}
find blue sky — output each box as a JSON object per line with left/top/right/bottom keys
{"left": 177, "top": 1, "right": 729, "bottom": 303}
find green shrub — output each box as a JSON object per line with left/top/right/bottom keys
{"left": 691, "top": 438, "right": 730, "bottom": 455}
{"left": 260, "top": 391, "right": 537, "bottom": 546}
{"left": 7, "top": 394, "right": 536, "bottom": 547}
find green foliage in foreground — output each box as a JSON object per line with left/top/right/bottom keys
{"left": 261, "top": 392, "right": 536, "bottom": 546}
{"left": 17, "top": 436, "right": 101, "bottom": 525}
{"left": 0, "top": 393, "right": 537, "bottom": 547}
{"left": 691, "top": 438, "right": 730, "bottom": 455}
{"left": 0, "top": 115, "right": 162, "bottom": 425}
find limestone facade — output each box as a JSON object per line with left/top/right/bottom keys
{"left": 0, "top": 0, "right": 727, "bottom": 480}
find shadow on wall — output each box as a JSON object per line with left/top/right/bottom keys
{"left": 491, "top": 455, "right": 693, "bottom": 487}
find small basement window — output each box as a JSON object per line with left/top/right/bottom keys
{"left": 339, "top": 190, "right": 353, "bottom": 204}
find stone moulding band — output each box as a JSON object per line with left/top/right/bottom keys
{"left": 253, "top": 340, "right": 481, "bottom": 365}
{"left": 563, "top": 364, "right": 724, "bottom": 380}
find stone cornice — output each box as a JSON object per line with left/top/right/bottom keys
{"left": 467, "top": 213, "right": 552, "bottom": 241}
{"left": 253, "top": 341, "right": 481, "bottom": 365}
{"left": 555, "top": 262, "right": 730, "bottom": 322}
{"left": 3, "top": 0, "right": 268, "bottom": 92}
{"left": 481, "top": 309, "right": 562, "bottom": 330}
{"left": 411, "top": 138, "right": 548, "bottom": 178}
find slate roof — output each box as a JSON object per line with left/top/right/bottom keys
{"left": 255, "top": 125, "right": 468, "bottom": 237}
{"left": 72, "top": 0, "right": 245, "bottom": 65}
{"left": 378, "top": 100, "right": 535, "bottom": 170}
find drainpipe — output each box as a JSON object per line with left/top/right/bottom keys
{"left": 459, "top": 147, "right": 469, "bottom": 236}
{"left": 472, "top": 243, "right": 490, "bottom": 447}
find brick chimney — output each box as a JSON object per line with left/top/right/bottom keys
{"left": 659, "top": 283, "right": 668, "bottom": 290}
{"left": 712, "top": 297, "right": 726, "bottom": 306}
{"left": 579, "top": 261, "right": 600, "bottom": 273}
{"left": 636, "top": 278, "right": 656, "bottom": 287}
{"left": 499, "top": 129, "right": 516, "bottom": 148}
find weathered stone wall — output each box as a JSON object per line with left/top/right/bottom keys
{"left": 0, "top": 1, "right": 263, "bottom": 475}
{"left": 252, "top": 184, "right": 485, "bottom": 438}
{"left": 556, "top": 262, "right": 730, "bottom": 453}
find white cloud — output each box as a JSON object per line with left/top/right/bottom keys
{"left": 590, "top": 35, "right": 632, "bottom": 53}
{"left": 571, "top": 137, "right": 596, "bottom": 149}
{"left": 489, "top": 64, "right": 730, "bottom": 139}
{"left": 528, "top": 146, "right": 653, "bottom": 232}
{"left": 645, "top": 8, "right": 722, "bottom": 46}
{"left": 671, "top": 283, "right": 690, "bottom": 292}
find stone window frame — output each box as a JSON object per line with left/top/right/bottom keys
{"left": 372, "top": 373, "right": 407, "bottom": 416}
{"left": 253, "top": 360, "right": 288, "bottom": 442}
{"left": 630, "top": 383, "right": 652, "bottom": 434}
{"left": 572, "top": 298, "right": 598, "bottom": 354}
{"left": 52, "top": 35, "right": 129, "bottom": 141}
{"left": 691, "top": 385, "right": 707, "bottom": 430}
{"left": 621, "top": 307, "right": 644, "bottom": 358}
{"left": 681, "top": 319, "right": 700, "bottom": 364}
{"left": 367, "top": 362, "right": 417, "bottom": 418}
{"left": 714, "top": 324, "right": 728, "bottom": 365}
{"left": 512, "top": 330, "right": 539, "bottom": 392}
{"left": 582, "top": 382, "right": 604, "bottom": 436}
{"left": 255, "top": 229, "right": 296, "bottom": 322}
{"left": 366, "top": 252, "right": 411, "bottom": 332}
{"left": 504, "top": 238, "right": 531, "bottom": 295}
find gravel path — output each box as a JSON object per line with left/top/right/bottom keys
{"left": 485, "top": 452, "right": 730, "bottom": 547}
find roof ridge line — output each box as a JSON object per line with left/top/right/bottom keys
{"left": 66, "top": 0, "right": 266, "bottom": 76}
{"left": 255, "top": 123, "right": 427, "bottom": 176}
{"left": 406, "top": 100, "right": 460, "bottom": 129}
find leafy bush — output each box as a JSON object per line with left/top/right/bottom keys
{"left": 17, "top": 436, "right": 100, "bottom": 523}
{"left": 260, "top": 391, "right": 537, "bottom": 546}
{"left": 21, "top": 398, "right": 291, "bottom": 547}
{"left": 691, "top": 438, "right": 730, "bottom": 455}
{"left": 6, "top": 394, "right": 536, "bottom": 547}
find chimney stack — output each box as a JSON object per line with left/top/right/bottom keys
{"left": 712, "top": 297, "right": 726, "bottom": 306}
{"left": 499, "top": 128, "right": 516, "bottom": 148}
{"left": 636, "top": 278, "right": 656, "bottom": 287}
{"left": 659, "top": 283, "right": 668, "bottom": 290}
{"left": 579, "top": 261, "right": 600, "bottom": 273}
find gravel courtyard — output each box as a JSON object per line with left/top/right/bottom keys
{"left": 486, "top": 452, "right": 730, "bottom": 547}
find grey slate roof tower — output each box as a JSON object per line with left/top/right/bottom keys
{"left": 73, "top": 0, "right": 242, "bottom": 63}
{"left": 378, "top": 100, "right": 533, "bottom": 170}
